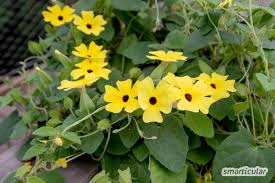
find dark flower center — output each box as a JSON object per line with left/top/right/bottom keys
{"left": 210, "top": 83, "right": 216, "bottom": 89}
{"left": 86, "top": 24, "right": 92, "bottom": 29}
{"left": 122, "top": 95, "right": 129, "bottom": 102}
{"left": 149, "top": 97, "right": 157, "bottom": 105}
{"left": 58, "top": 16, "right": 63, "bottom": 21}
{"left": 87, "top": 69, "right": 93, "bottom": 73}
{"left": 87, "top": 54, "right": 92, "bottom": 57}
{"left": 185, "top": 94, "right": 192, "bottom": 102}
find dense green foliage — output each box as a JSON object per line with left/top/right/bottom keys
{"left": 1, "top": 0, "right": 275, "bottom": 182}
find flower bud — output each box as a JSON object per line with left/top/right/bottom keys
{"left": 54, "top": 137, "right": 63, "bottom": 146}
{"left": 97, "top": 119, "right": 110, "bottom": 131}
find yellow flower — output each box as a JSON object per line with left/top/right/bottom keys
{"left": 146, "top": 50, "right": 188, "bottom": 63}
{"left": 70, "top": 60, "right": 111, "bottom": 80}
{"left": 219, "top": 0, "right": 233, "bottom": 7}
{"left": 52, "top": 158, "right": 67, "bottom": 169}
{"left": 58, "top": 76, "right": 98, "bottom": 91}
{"left": 197, "top": 72, "right": 236, "bottom": 101}
{"left": 73, "top": 11, "right": 107, "bottom": 35}
{"left": 42, "top": 4, "right": 74, "bottom": 26}
{"left": 164, "top": 74, "right": 214, "bottom": 114}
{"left": 162, "top": 73, "right": 194, "bottom": 101}
{"left": 58, "top": 60, "right": 111, "bottom": 91}
{"left": 138, "top": 77, "right": 173, "bottom": 123}
{"left": 72, "top": 41, "right": 107, "bottom": 61}
{"left": 104, "top": 79, "right": 140, "bottom": 113}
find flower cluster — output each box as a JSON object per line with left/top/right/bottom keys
{"left": 42, "top": 4, "right": 106, "bottom": 36}
{"left": 44, "top": 4, "right": 236, "bottom": 123}
{"left": 58, "top": 41, "right": 111, "bottom": 91}
{"left": 42, "top": 4, "right": 110, "bottom": 91}
{"left": 104, "top": 72, "right": 236, "bottom": 123}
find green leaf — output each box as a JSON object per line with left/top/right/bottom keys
{"left": 213, "top": 129, "right": 275, "bottom": 183}
{"left": 0, "top": 93, "right": 13, "bottom": 108}
{"left": 89, "top": 170, "right": 112, "bottom": 183}
{"left": 118, "top": 167, "right": 132, "bottom": 183}
{"left": 100, "top": 23, "right": 115, "bottom": 41}
{"left": 122, "top": 41, "right": 153, "bottom": 64}
{"left": 17, "top": 140, "right": 32, "bottom": 161}
{"left": 15, "top": 165, "right": 32, "bottom": 178}
{"left": 73, "top": 0, "right": 96, "bottom": 13}
{"left": 186, "top": 163, "right": 197, "bottom": 183}
{"left": 117, "top": 34, "right": 138, "bottom": 54}
{"left": 198, "top": 60, "right": 213, "bottom": 74}
{"left": 186, "top": 129, "right": 201, "bottom": 150}
{"left": 28, "top": 41, "right": 43, "bottom": 55}
{"left": 26, "top": 176, "right": 46, "bottom": 183}
{"left": 33, "top": 126, "right": 57, "bottom": 137}
{"left": 150, "top": 157, "right": 188, "bottom": 183}
{"left": 255, "top": 73, "right": 275, "bottom": 92}
{"left": 209, "top": 98, "right": 234, "bottom": 120}
{"left": 0, "top": 111, "right": 20, "bottom": 144}
{"left": 150, "top": 64, "right": 166, "bottom": 80}
{"left": 79, "top": 131, "right": 104, "bottom": 154}
{"left": 233, "top": 101, "right": 249, "bottom": 115}
{"left": 10, "top": 120, "right": 28, "bottom": 140}
{"left": 236, "top": 83, "right": 250, "bottom": 98}
{"left": 106, "top": 133, "right": 130, "bottom": 155}
{"left": 132, "top": 143, "right": 149, "bottom": 162}
{"left": 187, "top": 147, "right": 214, "bottom": 166}
{"left": 23, "top": 144, "right": 47, "bottom": 160}
{"left": 63, "top": 97, "right": 73, "bottom": 110}
{"left": 120, "top": 157, "right": 150, "bottom": 183}
{"left": 80, "top": 90, "right": 95, "bottom": 112}
{"left": 142, "top": 115, "right": 188, "bottom": 173}
{"left": 205, "top": 134, "right": 227, "bottom": 151}
{"left": 184, "top": 30, "right": 215, "bottom": 53}
{"left": 111, "top": 0, "right": 146, "bottom": 11}
{"left": 164, "top": 30, "right": 186, "bottom": 49}
{"left": 180, "top": 112, "right": 214, "bottom": 138}
{"left": 238, "top": 2, "right": 275, "bottom": 16}
{"left": 220, "top": 31, "right": 241, "bottom": 44}
{"left": 61, "top": 132, "right": 81, "bottom": 144}
{"left": 119, "top": 121, "right": 140, "bottom": 148}
{"left": 37, "top": 171, "right": 64, "bottom": 183}
{"left": 54, "top": 50, "right": 73, "bottom": 68}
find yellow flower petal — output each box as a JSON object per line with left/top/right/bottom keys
{"left": 124, "top": 99, "right": 140, "bottom": 113}
{"left": 138, "top": 77, "right": 173, "bottom": 123}
{"left": 42, "top": 4, "right": 74, "bottom": 26}
{"left": 104, "top": 85, "right": 121, "bottom": 102}
{"left": 104, "top": 80, "right": 140, "bottom": 114}
{"left": 197, "top": 72, "right": 236, "bottom": 101}
{"left": 72, "top": 42, "right": 107, "bottom": 60}
{"left": 73, "top": 11, "right": 107, "bottom": 36}
{"left": 147, "top": 50, "right": 187, "bottom": 62}
{"left": 116, "top": 79, "right": 132, "bottom": 93}
{"left": 143, "top": 107, "right": 163, "bottom": 123}
{"left": 105, "top": 102, "right": 124, "bottom": 113}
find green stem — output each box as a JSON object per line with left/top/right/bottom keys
{"left": 112, "top": 115, "right": 132, "bottom": 133}
{"left": 92, "top": 129, "right": 111, "bottom": 161}
{"left": 80, "top": 130, "right": 99, "bottom": 138}
{"left": 63, "top": 106, "right": 105, "bottom": 132}
{"left": 153, "top": 0, "right": 161, "bottom": 30}
{"left": 133, "top": 117, "right": 157, "bottom": 140}
{"left": 67, "top": 152, "right": 86, "bottom": 162}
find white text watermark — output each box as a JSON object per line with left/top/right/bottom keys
{"left": 221, "top": 166, "right": 268, "bottom": 176}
